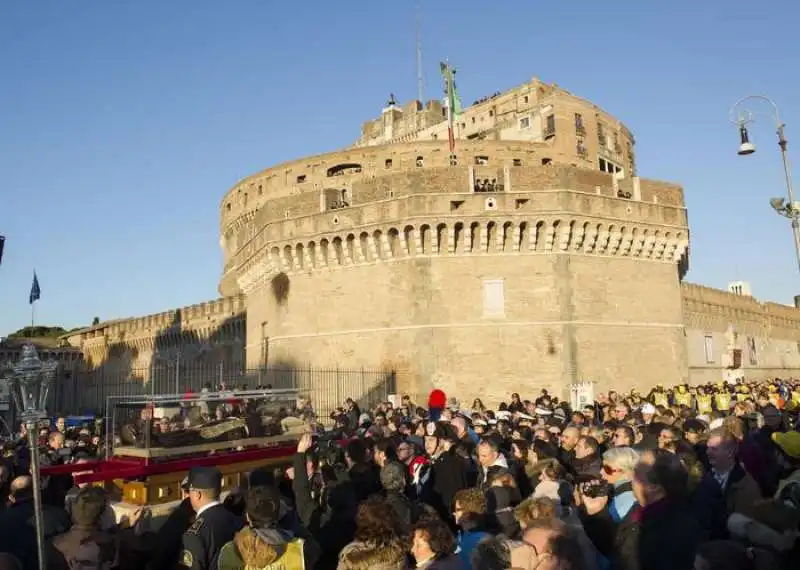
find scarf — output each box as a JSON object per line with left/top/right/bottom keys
{"left": 251, "top": 525, "right": 294, "bottom": 546}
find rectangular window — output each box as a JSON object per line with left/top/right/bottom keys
{"left": 704, "top": 335, "right": 714, "bottom": 363}
{"left": 261, "top": 322, "right": 269, "bottom": 363}
{"left": 748, "top": 337, "right": 757, "bottom": 365}
{"left": 575, "top": 113, "right": 585, "bottom": 136}
{"left": 545, "top": 114, "right": 556, "bottom": 136}
{"left": 482, "top": 279, "right": 505, "bottom": 318}
{"left": 519, "top": 116, "right": 530, "bottom": 129}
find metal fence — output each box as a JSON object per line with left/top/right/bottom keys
{"left": 49, "top": 363, "right": 396, "bottom": 422}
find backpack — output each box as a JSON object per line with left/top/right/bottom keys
{"left": 65, "top": 534, "right": 119, "bottom": 570}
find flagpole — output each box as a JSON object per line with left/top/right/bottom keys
{"left": 31, "top": 301, "right": 35, "bottom": 328}
{"left": 442, "top": 60, "right": 456, "bottom": 164}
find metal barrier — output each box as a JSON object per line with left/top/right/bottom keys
{"left": 49, "top": 363, "right": 396, "bottom": 422}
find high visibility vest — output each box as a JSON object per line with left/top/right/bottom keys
{"left": 696, "top": 395, "right": 713, "bottom": 414}
{"left": 652, "top": 392, "right": 668, "bottom": 408}
{"left": 769, "top": 393, "right": 781, "bottom": 408}
{"left": 218, "top": 537, "right": 305, "bottom": 570}
{"left": 675, "top": 392, "right": 691, "bottom": 407}
{"left": 715, "top": 393, "right": 731, "bottom": 411}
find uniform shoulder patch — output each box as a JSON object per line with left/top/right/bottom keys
{"left": 187, "top": 517, "right": 204, "bottom": 534}
{"left": 181, "top": 549, "right": 194, "bottom": 567}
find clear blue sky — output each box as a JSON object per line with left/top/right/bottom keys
{"left": 1, "top": 0, "right": 799, "bottom": 336}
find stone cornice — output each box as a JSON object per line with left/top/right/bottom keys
{"left": 236, "top": 217, "right": 689, "bottom": 295}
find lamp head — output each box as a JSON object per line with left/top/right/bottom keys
{"left": 7, "top": 344, "right": 57, "bottom": 422}
{"left": 770, "top": 197, "right": 787, "bottom": 212}
{"left": 738, "top": 125, "right": 756, "bottom": 155}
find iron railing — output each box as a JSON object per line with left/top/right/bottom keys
{"left": 48, "top": 363, "right": 396, "bottom": 422}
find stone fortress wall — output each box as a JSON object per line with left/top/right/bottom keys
{"left": 61, "top": 76, "right": 800, "bottom": 404}
{"left": 682, "top": 283, "right": 800, "bottom": 385}
{"left": 63, "top": 296, "right": 246, "bottom": 377}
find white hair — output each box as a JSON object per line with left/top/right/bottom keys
{"left": 603, "top": 446, "right": 640, "bottom": 473}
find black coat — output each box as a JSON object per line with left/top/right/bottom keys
{"left": 292, "top": 453, "right": 356, "bottom": 570}
{"left": 179, "top": 503, "right": 241, "bottom": 570}
{"left": 612, "top": 500, "right": 701, "bottom": 570}
{"left": 419, "top": 449, "right": 469, "bottom": 526}
{"left": 580, "top": 481, "right": 636, "bottom": 558}
{"left": 0, "top": 500, "right": 71, "bottom": 570}
{"left": 385, "top": 489, "right": 421, "bottom": 535}
{"left": 151, "top": 497, "right": 195, "bottom": 570}
{"left": 347, "top": 461, "right": 382, "bottom": 502}
{"left": 691, "top": 463, "right": 762, "bottom": 540}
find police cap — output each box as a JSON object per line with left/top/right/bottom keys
{"left": 187, "top": 467, "right": 222, "bottom": 491}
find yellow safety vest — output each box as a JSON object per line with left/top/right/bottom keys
{"left": 715, "top": 393, "right": 731, "bottom": 411}
{"left": 652, "top": 392, "right": 668, "bottom": 408}
{"left": 696, "top": 395, "right": 713, "bottom": 414}
{"left": 675, "top": 392, "right": 691, "bottom": 407}
{"left": 217, "top": 535, "right": 305, "bottom": 570}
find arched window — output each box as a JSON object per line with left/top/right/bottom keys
{"left": 326, "top": 163, "right": 362, "bottom": 177}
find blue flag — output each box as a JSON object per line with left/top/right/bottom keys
{"left": 29, "top": 271, "right": 40, "bottom": 304}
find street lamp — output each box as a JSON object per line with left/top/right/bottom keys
{"left": 729, "top": 95, "right": 800, "bottom": 274}
{"left": 1, "top": 344, "right": 58, "bottom": 570}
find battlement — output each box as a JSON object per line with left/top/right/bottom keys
{"left": 681, "top": 282, "right": 800, "bottom": 334}
{"left": 682, "top": 283, "right": 763, "bottom": 312}
{"left": 63, "top": 295, "right": 247, "bottom": 347}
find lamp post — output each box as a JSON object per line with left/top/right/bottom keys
{"left": 1, "top": 344, "right": 58, "bottom": 570}
{"left": 729, "top": 95, "right": 800, "bottom": 274}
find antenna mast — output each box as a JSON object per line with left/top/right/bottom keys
{"left": 416, "top": 0, "right": 424, "bottom": 104}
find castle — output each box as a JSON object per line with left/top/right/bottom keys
{"left": 62, "top": 76, "right": 800, "bottom": 403}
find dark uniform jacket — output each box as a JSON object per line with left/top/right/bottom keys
{"left": 179, "top": 503, "right": 241, "bottom": 570}
{"left": 0, "top": 499, "right": 71, "bottom": 570}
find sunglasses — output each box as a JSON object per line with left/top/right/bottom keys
{"left": 602, "top": 464, "right": 620, "bottom": 475}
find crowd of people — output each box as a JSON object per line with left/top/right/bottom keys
{"left": 0, "top": 377, "right": 799, "bottom": 570}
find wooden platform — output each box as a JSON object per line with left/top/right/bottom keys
{"left": 113, "top": 433, "right": 299, "bottom": 459}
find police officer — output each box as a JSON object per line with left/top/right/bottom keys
{"left": 179, "top": 467, "right": 240, "bottom": 570}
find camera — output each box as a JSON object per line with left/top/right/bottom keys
{"left": 581, "top": 480, "right": 611, "bottom": 499}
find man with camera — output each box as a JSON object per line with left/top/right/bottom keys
{"left": 576, "top": 447, "right": 640, "bottom": 560}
